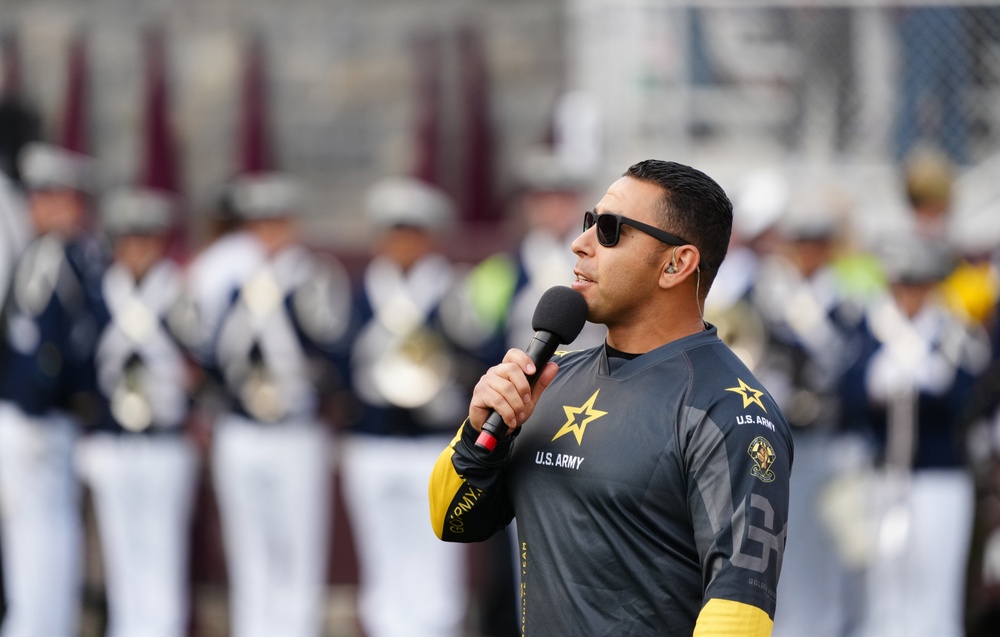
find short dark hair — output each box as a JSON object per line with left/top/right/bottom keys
{"left": 624, "top": 159, "right": 733, "bottom": 291}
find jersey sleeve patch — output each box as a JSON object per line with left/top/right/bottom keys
{"left": 747, "top": 436, "right": 777, "bottom": 483}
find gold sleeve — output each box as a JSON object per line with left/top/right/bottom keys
{"left": 693, "top": 598, "right": 774, "bottom": 637}
{"left": 427, "top": 420, "right": 512, "bottom": 542}
{"left": 428, "top": 428, "right": 467, "bottom": 539}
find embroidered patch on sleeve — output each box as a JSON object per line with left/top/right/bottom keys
{"left": 747, "top": 436, "right": 777, "bottom": 483}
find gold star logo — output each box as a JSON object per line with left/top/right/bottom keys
{"left": 552, "top": 390, "right": 608, "bottom": 445}
{"left": 726, "top": 378, "right": 767, "bottom": 412}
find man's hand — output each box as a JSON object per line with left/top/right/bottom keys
{"left": 468, "top": 348, "right": 559, "bottom": 436}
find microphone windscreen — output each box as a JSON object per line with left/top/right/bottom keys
{"left": 531, "top": 286, "right": 589, "bottom": 344}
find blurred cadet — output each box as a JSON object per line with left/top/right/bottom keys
{"left": 197, "top": 172, "right": 353, "bottom": 637}
{"left": 944, "top": 208, "right": 1000, "bottom": 336}
{"left": 875, "top": 145, "right": 998, "bottom": 327}
{"left": 944, "top": 207, "right": 1000, "bottom": 635}
{"left": 715, "top": 167, "right": 786, "bottom": 297}
{"left": 482, "top": 147, "right": 605, "bottom": 352}
{"left": 901, "top": 144, "right": 955, "bottom": 242}
{"left": 0, "top": 142, "right": 104, "bottom": 637}
{"left": 0, "top": 93, "right": 42, "bottom": 188}
{"left": 0, "top": 170, "right": 30, "bottom": 323}
{"left": 181, "top": 181, "right": 263, "bottom": 352}
{"left": 704, "top": 167, "right": 786, "bottom": 372}
{"left": 0, "top": 95, "right": 38, "bottom": 310}
{"left": 961, "top": 281, "right": 1000, "bottom": 635}
{"left": 342, "top": 176, "right": 478, "bottom": 637}
{"left": 839, "top": 233, "right": 990, "bottom": 637}
{"left": 752, "top": 186, "right": 865, "bottom": 422}
{"left": 74, "top": 187, "right": 199, "bottom": 637}
{"left": 752, "top": 187, "right": 867, "bottom": 637}
{"left": 171, "top": 179, "right": 264, "bottom": 472}
{"left": 931, "top": 166, "right": 1000, "bottom": 330}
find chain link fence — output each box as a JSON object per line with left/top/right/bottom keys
{"left": 566, "top": 0, "right": 1000, "bottom": 250}
{"left": 678, "top": 1, "right": 1000, "bottom": 167}
{"left": 570, "top": 1, "right": 1000, "bottom": 165}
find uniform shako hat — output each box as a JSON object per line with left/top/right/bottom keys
{"left": 779, "top": 212, "right": 837, "bottom": 242}
{"left": 100, "top": 187, "right": 175, "bottom": 236}
{"left": 229, "top": 171, "right": 303, "bottom": 220}
{"left": 515, "top": 146, "right": 590, "bottom": 193}
{"left": 779, "top": 188, "right": 842, "bottom": 242}
{"left": 19, "top": 141, "right": 95, "bottom": 193}
{"left": 365, "top": 175, "right": 453, "bottom": 231}
{"left": 732, "top": 168, "right": 788, "bottom": 241}
{"left": 904, "top": 145, "right": 953, "bottom": 206}
{"left": 880, "top": 233, "right": 955, "bottom": 285}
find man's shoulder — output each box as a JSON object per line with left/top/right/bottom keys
{"left": 685, "top": 336, "right": 761, "bottom": 391}
{"left": 686, "top": 340, "right": 791, "bottom": 438}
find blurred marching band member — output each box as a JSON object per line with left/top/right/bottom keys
{"left": 839, "top": 234, "right": 990, "bottom": 637}
{"left": 899, "top": 146, "right": 957, "bottom": 243}
{"left": 187, "top": 172, "right": 353, "bottom": 637}
{"left": 947, "top": 210, "right": 1000, "bottom": 634}
{"left": 752, "top": 190, "right": 867, "bottom": 637}
{"left": 490, "top": 148, "right": 605, "bottom": 352}
{"left": 341, "top": 176, "right": 483, "bottom": 637}
{"left": 703, "top": 167, "right": 787, "bottom": 372}
{"left": 963, "top": 292, "right": 1000, "bottom": 634}
{"left": 0, "top": 165, "right": 30, "bottom": 311}
{"left": 0, "top": 142, "right": 105, "bottom": 637}
{"left": 0, "top": 94, "right": 40, "bottom": 307}
{"left": 878, "top": 146, "right": 998, "bottom": 329}
{"left": 74, "top": 187, "right": 199, "bottom": 637}
{"left": 180, "top": 184, "right": 262, "bottom": 354}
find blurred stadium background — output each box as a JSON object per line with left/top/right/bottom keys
{"left": 3, "top": 1, "right": 1000, "bottom": 635}
{"left": 3, "top": 1, "right": 1000, "bottom": 257}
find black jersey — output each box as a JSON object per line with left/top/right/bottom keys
{"left": 429, "top": 326, "right": 792, "bottom": 635}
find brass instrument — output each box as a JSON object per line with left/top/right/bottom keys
{"left": 706, "top": 299, "right": 768, "bottom": 373}
{"left": 110, "top": 355, "right": 153, "bottom": 432}
{"left": 352, "top": 321, "right": 453, "bottom": 410}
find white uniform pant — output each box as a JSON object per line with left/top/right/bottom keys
{"left": 339, "top": 434, "right": 468, "bottom": 637}
{"left": 212, "top": 414, "right": 332, "bottom": 637}
{"left": 773, "top": 432, "right": 860, "bottom": 637}
{"left": 0, "top": 403, "right": 81, "bottom": 637}
{"left": 860, "top": 468, "right": 974, "bottom": 637}
{"left": 76, "top": 432, "right": 199, "bottom": 637}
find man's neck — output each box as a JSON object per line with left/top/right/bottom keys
{"left": 606, "top": 312, "right": 705, "bottom": 354}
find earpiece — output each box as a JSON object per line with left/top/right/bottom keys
{"left": 666, "top": 247, "right": 679, "bottom": 274}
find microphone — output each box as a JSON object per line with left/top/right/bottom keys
{"left": 474, "top": 285, "right": 589, "bottom": 453}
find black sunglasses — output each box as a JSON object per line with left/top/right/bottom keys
{"left": 583, "top": 211, "right": 690, "bottom": 248}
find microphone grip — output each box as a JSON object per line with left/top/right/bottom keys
{"left": 474, "top": 331, "right": 560, "bottom": 453}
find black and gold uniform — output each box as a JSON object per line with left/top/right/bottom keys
{"left": 430, "top": 326, "right": 792, "bottom": 635}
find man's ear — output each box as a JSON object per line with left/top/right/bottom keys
{"left": 660, "top": 245, "right": 700, "bottom": 288}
